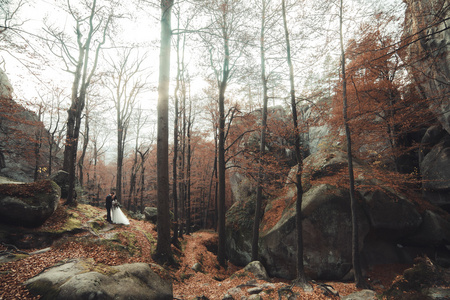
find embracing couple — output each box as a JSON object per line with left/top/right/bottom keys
{"left": 105, "top": 191, "right": 130, "bottom": 225}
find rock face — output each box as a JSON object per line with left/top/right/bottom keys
{"left": 403, "top": 0, "right": 450, "bottom": 133}
{"left": 25, "top": 258, "right": 173, "bottom": 300}
{"left": 0, "top": 180, "right": 60, "bottom": 227}
{"left": 403, "top": 1, "right": 450, "bottom": 211}
{"left": 0, "top": 70, "right": 62, "bottom": 182}
{"left": 225, "top": 149, "right": 450, "bottom": 280}
{"left": 420, "top": 125, "right": 450, "bottom": 210}
{"left": 259, "top": 183, "right": 370, "bottom": 280}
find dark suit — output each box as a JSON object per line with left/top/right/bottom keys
{"left": 106, "top": 194, "right": 113, "bottom": 223}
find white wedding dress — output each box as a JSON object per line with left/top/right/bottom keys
{"left": 111, "top": 202, "right": 130, "bottom": 225}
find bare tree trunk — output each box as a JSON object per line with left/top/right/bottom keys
{"left": 34, "top": 106, "right": 43, "bottom": 182}
{"left": 339, "top": 0, "right": 368, "bottom": 289}
{"left": 138, "top": 148, "right": 149, "bottom": 213}
{"left": 186, "top": 90, "right": 192, "bottom": 235}
{"left": 216, "top": 29, "right": 231, "bottom": 266}
{"left": 172, "top": 14, "right": 181, "bottom": 244}
{"left": 251, "top": 0, "right": 269, "bottom": 262}
{"left": 117, "top": 124, "right": 124, "bottom": 201}
{"left": 339, "top": 0, "right": 366, "bottom": 289}
{"left": 155, "top": 0, "right": 174, "bottom": 264}
{"left": 282, "top": 0, "right": 310, "bottom": 289}
{"left": 59, "top": 0, "right": 110, "bottom": 206}
{"left": 78, "top": 109, "right": 89, "bottom": 187}
{"left": 129, "top": 145, "right": 138, "bottom": 211}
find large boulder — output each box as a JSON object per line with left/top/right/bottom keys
{"left": 0, "top": 180, "right": 60, "bottom": 227}
{"left": 226, "top": 149, "right": 448, "bottom": 280}
{"left": 406, "top": 210, "right": 450, "bottom": 246}
{"left": 360, "top": 188, "right": 423, "bottom": 239}
{"left": 25, "top": 258, "right": 173, "bottom": 300}
{"left": 259, "top": 183, "right": 369, "bottom": 280}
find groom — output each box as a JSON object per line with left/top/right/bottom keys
{"left": 105, "top": 191, "right": 115, "bottom": 224}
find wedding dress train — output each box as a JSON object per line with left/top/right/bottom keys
{"left": 111, "top": 206, "right": 130, "bottom": 225}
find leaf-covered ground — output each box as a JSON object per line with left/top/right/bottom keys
{"left": 0, "top": 202, "right": 411, "bottom": 299}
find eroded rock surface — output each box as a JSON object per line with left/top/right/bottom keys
{"left": 25, "top": 258, "right": 173, "bottom": 300}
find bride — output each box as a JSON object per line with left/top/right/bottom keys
{"left": 111, "top": 199, "right": 130, "bottom": 225}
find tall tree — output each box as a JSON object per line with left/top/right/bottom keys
{"left": 200, "top": 0, "right": 251, "bottom": 267}
{"left": 46, "top": 0, "right": 111, "bottom": 206}
{"left": 282, "top": 0, "right": 310, "bottom": 290}
{"left": 338, "top": 0, "right": 368, "bottom": 289}
{"left": 105, "top": 48, "right": 147, "bottom": 202}
{"left": 172, "top": 7, "right": 182, "bottom": 245}
{"left": 128, "top": 106, "right": 149, "bottom": 211}
{"left": 251, "top": 0, "right": 270, "bottom": 262}
{"left": 155, "top": 0, "right": 174, "bottom": 264}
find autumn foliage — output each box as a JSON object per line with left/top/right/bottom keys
{"left": 330, "top": 17, "right": 434, "bottom": 173}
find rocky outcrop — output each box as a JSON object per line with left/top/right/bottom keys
{"left": 403, "top": 1, "right": 450, "bottom": 211}
{"left": 225, "top": 194, "right": 256, "bottom": 266}
{"left": 225, "top": 149, "right": 450, "bottom": 280}
{"left": 0, "top": 180, "right": 60, "bottom": 227}
{"left": 25, "top": 258, "right": 173, "bottom": 300}
{"left": 420, "top": 125, "right": 450, "bottom": 210}
{"left": 259, "top": 183, "right": 370, "bottom": 280}
{"left": 403, "top": 0, "right": 450, "bottom": 133}
{"left": 0, "top": 70, "right": 62, "bottom": 182}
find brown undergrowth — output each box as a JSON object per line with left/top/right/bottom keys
{"left": 0, "top": 203, "right": 414, "bottom": 299}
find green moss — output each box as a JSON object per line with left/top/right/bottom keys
{"left": 76, "top": 204, "right": 98, "bottom": 219}
{"left": 117, "top": 232, "right": 140, "bottom": 256}
{"left": 60, "top": 217, "right": 82, "bottom": 232}
{"left": 89, "top": 263, "right": 119, "bottom": 276}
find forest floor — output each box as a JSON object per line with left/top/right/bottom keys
{"left": 0, "top": 201, "right": 412, "bottom": 299}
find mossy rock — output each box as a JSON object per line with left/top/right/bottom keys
{"left": 0, "top": 180, "right": 60, "bottom": 227}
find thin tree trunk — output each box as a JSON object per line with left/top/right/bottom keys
{"left": 78, "top": 111, "right": 89, "bottom": 187}
{"left": 186, "top": 92, "right": 192, "bottom": 235}
{"left": 339, "top": 0, "right": 368, "bottom": 289}
{"left": 217, "top": 22, "right": 230, "bottom": 266}
{"left": 138, "top": 148, "right": 148, "bottom": 213}
{"left": 117, "top": 124, "right": 124, "bottom": 202}
{"left": 172, "top": 15, "right": 181, "bottom": 244}
{"left": 251, "top": 0, "right": 268, "bottom": 262}
{"left": 282, "top": 0, "right": 310, "bottom": 289}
